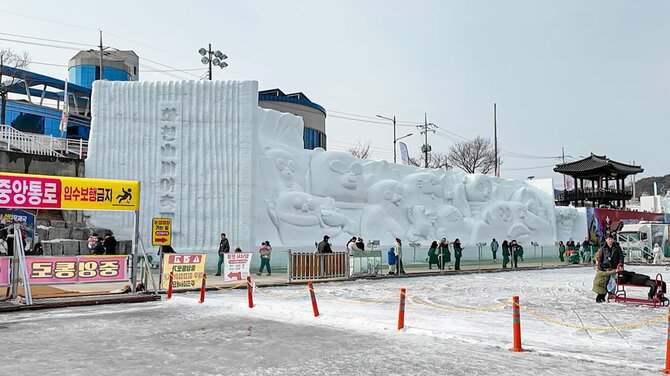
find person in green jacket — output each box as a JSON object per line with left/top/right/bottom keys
{"left": 558, "top": 240, "right": 566, "bottom": 262}
{"left": 438, "top": 237, "right": 451, "bottom": 271}
{"left": 453, "top": 238, "right": 463, "bottom": 271}
{"left": 427, "top": 240, "right": 439, "bottom": 269}
{"left": 502, "top": 240, "right": 510, "bottom": 268}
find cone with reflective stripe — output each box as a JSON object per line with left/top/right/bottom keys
{"left": 247, "top": 276, "right": 254, "bottom": 308}
{"left": 166, "top": 272, "right": 174, "bottom": 300}
{"left": 661, "top": 307, "right": 670, "bottom": 373}
{"left": 398, "top": 288, "right": 406, "bottom": 330}
{"left": 308, "top": 282, "right": 319, "bottom": 317}
{"left": 510, "top": 295, "right": 524, "bottom": 352}
{"left": 198, "top": 273, "right": 207, "bottom": 303}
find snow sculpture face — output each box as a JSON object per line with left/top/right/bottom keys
{"left": 482, "top": 201, "right": 531, "bottom": 241}
{"left": 310, "top": 150, "right": 366, "bottom": 203}
{"left": 268, "top": 191, "right": 344, "bottom": 245}
{"left": 555, "top": 206, "right": 578, "bottom": 239}
{"left": 366, "top": 180, "right": 404, "bottom": 206}
{"left": 464, "top": 174, "right": 492, "bottom": 203}
{"left": 402, "top": 172, "right": 443, "bottom": 207}
{"left": 264, "top": 148, "right": 303, "bottom": 191}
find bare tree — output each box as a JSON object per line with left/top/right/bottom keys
{"left": 447, "top": 136, "right": 496, "bottom": 174}
{"left": 0, "top": 49, "right": 31, "bottom": 124}
{"left": 408, "top": 152, "right": 452, "bottom": 170}
{"left": 347, "top": 141, "right": 371, "bottom": 159}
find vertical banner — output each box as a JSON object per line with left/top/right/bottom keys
{"left": 224, "top": 252, "right": 252, "bottom": 281}
{"left": 0, "top": 257, "right": 10, "bottom": 286}
{"left": 399, "top": 142, "right": 410, "bottom": 165}
{"left": 161, "top": 253, "right": 207, "bottom": 290}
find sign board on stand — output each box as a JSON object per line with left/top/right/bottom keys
{"left": 224, "top": 252, "right": 252, "bottom": 281}
{"left": 161, "top": 253, "right": 207, "bottom": 290}
{"left": 151, "top": 218, "right": 172, "bottom": 246}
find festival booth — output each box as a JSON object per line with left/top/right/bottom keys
{"left": 0, "top": 172, "right": 153, "bottom": 306}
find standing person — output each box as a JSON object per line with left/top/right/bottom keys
{"left": 582, "top": 237, "right": 592, "bottom": 262}
{"left": 558, "top": 240, "right": 566, "bottom": 262}
{"left": 347, "top": 236, "right": 361, "bottom": 255}
{"left": 490, "top": 238, "right": 499, "bottom": 260}
{"left": 103, "top": 231, "right": 117, "bottom": 255}
{"left": 653, "top": 243, "right": 663, "bottom": 265}
{"left": 510, "top": 240, "right": 519, "bottom": 268}
{"left": 453, "top": 238, "right": 463, "bottom": 271}
{"left": 438, "top": 238, "right": 451, "bottom": 271}
{"left": 215, "top": 233, "right": 230, "bottom": 276}
{"left": 593, "top": 234, "right": 624, "bottom": 302}
{"left": 502, "top": 240, "right": 510, "bottom": 268}
{"left": 356, "top": 237, "right": 365, "bottom": 251}
{"left": 387, "top": 247, "right": 397, "bottom": 275}
{"left": 256, "top": 241, "right": 272, "bottom": 276}
{"left": 394, "top": 238, "right": 405, "bottom": 274}
{"left": 317, "top": 235, "right": 333, "bottom": 253}
{"left": 427, "top": 240, "right": 439, "bottom": 270}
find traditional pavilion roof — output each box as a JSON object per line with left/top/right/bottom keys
{"left": 553, "top": 153, "right": 643, "bottom": 179}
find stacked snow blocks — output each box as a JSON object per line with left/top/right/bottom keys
{"left": 35, "top": 219, "right": 130, "bottom": 256}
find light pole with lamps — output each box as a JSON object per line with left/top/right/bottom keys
{"left": 198, "top": 43, "right": 228, "bottom": 80}
{"left": 377, "top": 114, "right": 413, "bottom": 164}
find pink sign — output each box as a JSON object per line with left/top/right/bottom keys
{"left": 0, "top": 175, "right": 61, "bottom": 209}
{"left": 0, "top": 257, "right": 10, "bottom": 286}
{"left": 26, "top": 256, "right": 128, "bottom": 284}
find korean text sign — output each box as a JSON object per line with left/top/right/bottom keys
{"left": 151, "top": 218, "right": 172, "bottom": 246}
{"left": 0, "top": 257, "right": 10, "bottom": 286}
{"left": 161, "top": 253, "right": 207, "bottom": 290}
{"left": 224, "top": 252, "right": 252, "bottom": 281}
{"left": 0, "top": 172, "right": 140, "bottom": 211}
{"left": 26, "top": 256, "right": 129, "bottom": 284}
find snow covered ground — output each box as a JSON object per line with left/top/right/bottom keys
{"left": 1, "top": 266, "right": 669, "bottom": 375}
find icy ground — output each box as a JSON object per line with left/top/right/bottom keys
{"left": 1, "top": 266, "right": 669, "bottom": 375}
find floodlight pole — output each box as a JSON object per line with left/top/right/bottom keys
{"left": 208, "top": 43, "right": 212, "bottom": 81}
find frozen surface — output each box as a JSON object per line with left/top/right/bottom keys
{"left": 86, "top": 80, "right": 581, "bottom": 262}
{"left": 1, "top": 266, "right": 668, "bottom": 375}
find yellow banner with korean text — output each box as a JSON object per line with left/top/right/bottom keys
{"left": 0, "top": 172, "right": 140, "bottom": 211}
{"left": 161, "top": 253, "right": 207, "bottom": 290}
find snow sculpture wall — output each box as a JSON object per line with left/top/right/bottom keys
{"left": 86, "top": 80, "right": 258, "bottom": 253}
{"left": 87, "top": 80, "right": 567, "bottom": 258}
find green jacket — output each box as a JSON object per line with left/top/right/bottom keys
{"left": 428, "top": 247, "right": 438, "bottom": 264}
{"left": 592, "top": 269, "right": 617, "bottom": 294}
{"left": 454, "top": 243, "right": 463, "bottom": 258}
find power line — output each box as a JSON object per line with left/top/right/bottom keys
{"left": 0, "top": 31, "right": 96, "bottom": 48}
{"left": 0, "top": 36, "right": 82, "bottom": 51}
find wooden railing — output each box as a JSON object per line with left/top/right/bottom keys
{"left": 288, "top": 251, "right": 349, "bottom": 281}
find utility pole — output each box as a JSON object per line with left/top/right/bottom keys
{"left": 0, "top": 54, "right": 5, "bottom": 125}
{"left": 494, "top": 103, "right": 498, "bottom": 177}
{"left": 418, "top": 113, "right": 436, "bottom": 168}
{"left": 562, "top": 147, "right": 567, "bottom": 191}
{"left": 98, "top": 30, "right": 104, "bottom": 80}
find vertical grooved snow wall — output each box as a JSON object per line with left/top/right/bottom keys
{"left": 86, "top": 80, "right": 257, "bottom": 257}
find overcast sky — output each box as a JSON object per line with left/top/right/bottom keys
{"left": 2, "top": 1, "right": 668, "bottom": 184}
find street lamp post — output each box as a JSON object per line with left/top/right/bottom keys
{"left": 198, "top": 43, "right": 228, "bottom": 80}
{"left": 376, "top": 115, "right": 397, "bottom": 162}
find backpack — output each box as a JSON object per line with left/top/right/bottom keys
{"left": 387, "top": 248, "right": 396, "bottom": 265}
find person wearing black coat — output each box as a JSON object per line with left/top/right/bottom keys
{"left": 103, "top": 231, "right": 117, "bottom": 255}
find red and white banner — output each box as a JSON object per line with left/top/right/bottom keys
{"left": 26, "top": 255, "right": 129, "bottom": 284}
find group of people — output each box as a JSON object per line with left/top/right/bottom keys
{"left": 216, "top": 232, "right": 273, "bottom": 277}
{"left": 345, "top": 236, "right": 366, "bottom": 254}
{"left": 497, "top": 239, "right": 524, "bottom": 269}
{"left": 426, "top": 238, "right": 463, "bottom": 271}
{"left": 558, "top": 237, "right": 594, "bottom": 264}
{"left": 86, "top": 231, "right": 117, "bottom": 255}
